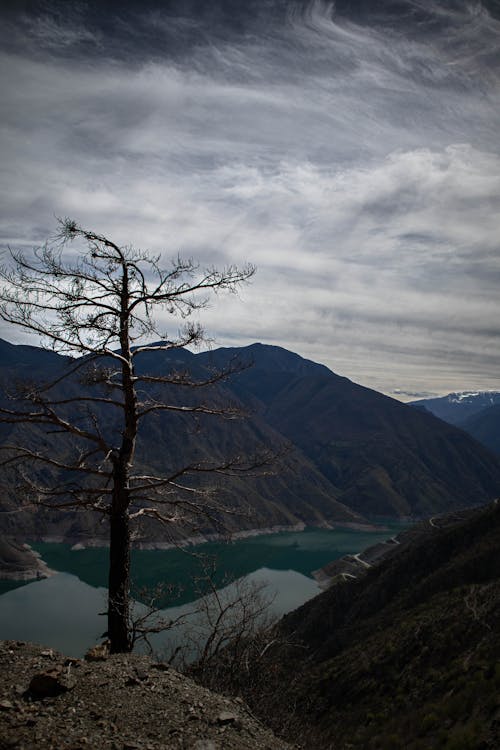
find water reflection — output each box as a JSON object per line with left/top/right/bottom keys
{"left": 0, "top": 567, "right": 320, "bottom": 658}
{"left": 0, "top": 573, "right": 107, "bottom": 655}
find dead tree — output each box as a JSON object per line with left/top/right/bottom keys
{"left": 0, "top": 218, "right": 256, "bottom": 653}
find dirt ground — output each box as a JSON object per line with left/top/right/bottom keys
{"left": 0, "top": 640, "right": 293, "bottom": 750}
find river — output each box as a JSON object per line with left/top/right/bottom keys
{"left": 0, "top": 524, "right": 406, "bottom": 658}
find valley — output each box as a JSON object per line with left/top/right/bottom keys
{"left": 1, "top": 338, "right": 499, "bottom": 569}
{"left": 1, "top": 339, "right": 499, "bottom": 748}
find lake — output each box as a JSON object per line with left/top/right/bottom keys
{"left": 0, "top": 524, "right": 406, "bottom": 658}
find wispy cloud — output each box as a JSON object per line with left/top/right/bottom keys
{"left": 0, "top": 0, "right": 499, "bottom": 396}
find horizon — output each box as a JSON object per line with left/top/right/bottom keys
{"left": 1, "top": 1, "right": 499, "bottom": 399}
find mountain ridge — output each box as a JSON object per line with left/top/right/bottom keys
{"left": 1, "top": 338, "right": 500, "bottom": 558}
{"left": 410, "top": 390, "right": 500, "bottom": 425}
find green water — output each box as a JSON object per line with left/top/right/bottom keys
{"left": 0, "top": 524, "right": 409, "bottom": 657}
{"left": 29, "top": 524, "right": 406, "bottom": 606}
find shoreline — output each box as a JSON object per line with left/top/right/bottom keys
{"left": 0, "top": 519, "right": 400, "bottom": 581}
{"left": 0, "top": 541, "right": 56, "bottom": 581}
{"left": 49, "top": 519, "right": 389, "bottom": 552}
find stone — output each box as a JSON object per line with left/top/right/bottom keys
{"left": 64, "top": 657, "right": 81, "bottom": 667}
{"left": 216, "top": 711, "right": 239, "bottom": 726}
{"left": 151, "top": 662, "right": 170, "bottom": 672}
{"left": 29, "top": 668, "right": 76, "bottom": 699}
{"left": 84, "top": 643, "right": 109, "bottom": 662}
{"left": 0, "top": 699, "right": 14, "bottom": 710}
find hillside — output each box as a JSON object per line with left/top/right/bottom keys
{"left": 1, "top": 339, "right": 500, "bottom": 562}
{"left": 410, "top": 391, "right": 500, "bottom": 457}
{"left": 204, "top": 501, "right": 500, "bottom": 749}
{"left": 460, "top": 404, "right": 500, "bottom": 456}
{"left": 0, "top": 339, "right": 361, "bottom": 554}
{"left": 201, "top": 345, "right": 500, "bottom": 518}
{"left": 0, "top": 640, "right": 291, "bottom": 750}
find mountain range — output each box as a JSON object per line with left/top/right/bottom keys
{"left": 411, "top": 391, "right": 500, "bottom": 456}
{"left": 1, "top": 339, "right": 500, "bottom": 553}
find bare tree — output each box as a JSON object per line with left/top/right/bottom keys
{"left": 0, "top": 219, "right": 256, "bottom": 653}
{"left": 128, "top": 562, "right": 275, "bottom": 668}
{"left": 178, "top": 562, "right": 275, "bottom": 672}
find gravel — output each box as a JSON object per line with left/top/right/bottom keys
{"left": 0, "top": 641, "right": 293, "bottom": 750}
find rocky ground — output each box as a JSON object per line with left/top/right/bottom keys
{"left": 0, "top": 641, "right": 293, "bottom": 750}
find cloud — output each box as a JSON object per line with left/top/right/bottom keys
{"left": 0, "top": 0, "right": 499, "bottom": 397}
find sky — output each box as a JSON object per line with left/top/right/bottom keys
{"left": 1, "top": 0, "right": 500, "bottom": 399}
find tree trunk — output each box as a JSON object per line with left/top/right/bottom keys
{"left": 107, "top": 262, "right": 136, "bottom": 653}
{"left": 108, "top": 501, "right": 131, "bottom": 653}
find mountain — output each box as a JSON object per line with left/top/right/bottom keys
{"left": 200, "top": 345, "right": 500, "bottom": 518}
{"left": 410, "top": 391, "right": 500, "bottom": 457}
{"left": 460, "top": 404, "right": 500, "bottom": 457}
{"left": 1, "top": 339, "right": 500, "bottom": 555}
{"left": 410, "top": 391, "right": 500, "bottom": 426}
{"left": 0, "top": 340, "right": 361, "bottom": 552}
{"left": 205, "top": 500, "right": 500, "bottom": 749}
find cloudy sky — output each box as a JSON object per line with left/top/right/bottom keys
{"left": 1, "top": 0, "right": 500, "bottom": 399}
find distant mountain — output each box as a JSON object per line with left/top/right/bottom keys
{"left": 460, "top": 404, "right": 500, "bottom": 456}
{"left": 1, "top": 339, "right": 500, "bottom": 554}
{"left": 210, "top": 500, "right": 500, "bottom": 749}
{"left": 410, "top": 390, "right": 500, "bottom": 426}
{"left": 410, "top": 391, "right": 500, "bottom": 457}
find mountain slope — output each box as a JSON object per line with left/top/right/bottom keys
{"left": 0, "top": 339, "right": 361, "bottom": 552}
{"left": 410, "top": 391, "right": 500, "bottom": 426}
{"left": 208, "top": 501, "right": 500, "bottom": 749}
{"left": 1, "top": 339, "right": 500, "bottom": 555}
{"left": 200, "top": 345, "right": 500, "bottom": 518}
{"left": 459, "top": 404, "right": 500, "bottom": 456}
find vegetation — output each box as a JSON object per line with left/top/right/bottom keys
{"left": 196, "top": 502, "right": 500, "bottom": 748}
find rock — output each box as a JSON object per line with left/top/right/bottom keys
{"left": 29, "top": 667, "right": 76, "bottom": 699}
{"left": 84, "top": 643, "right": 109, "bottom": 662}
{"left": 0, "top": 699, "right": 14, "bottom": 710}
{"left": 192, "top": 741, "right": 217, "bottom": 750}
{"left": 152, "top": 662, "right": 170, "bottom": 672}
{"left": 216, "top": 711, "right": 239, "bottom": 726}
{"left": 125, "top": 676, "right": 141, "bottom": 687}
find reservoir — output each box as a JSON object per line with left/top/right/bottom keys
{"left": 0, "top": 524, "right": 405, "bottom": 658}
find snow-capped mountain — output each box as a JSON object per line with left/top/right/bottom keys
{"left": 410, "top": 391, "right": 500, "bottom": 427}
